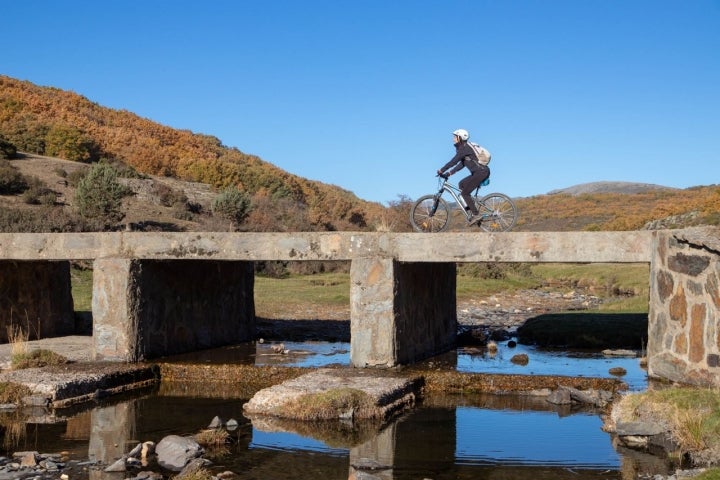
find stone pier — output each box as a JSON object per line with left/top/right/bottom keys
{"left": 93, "top": 258, "right": 255, "bottom": 362}
{"left": 350, "top": 259, "right": 456, "bottom": 367}
{"left": 648, "top": 227, "right": 720, "bottom": 386}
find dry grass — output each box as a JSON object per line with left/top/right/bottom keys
{"left": 194, "top": 428, "right": 230, "bottom": 447}
{"left": 0, "top": 382, "right": 33, "bottom": 404}
{"left": 11, "top": 349, "right": 69, "bottom": 369}
{"left": 6, "top": 323, "right": 69, "bottom": 369}
{"left": 173, "top": 467, "right": 214, "bottom": 480}
{"left": 613, "top": 388, "right": 720, "bottom": 455}
{"left": 283, "top": 387, "right": 376, "bottom": 421}
{"left": 6, "top": 324, "right": 29, "bottom": 358}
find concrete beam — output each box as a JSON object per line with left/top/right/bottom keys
{"left": 391, "top": 231, "right": 654, "bottom": 263}
{"left": 0, "top": 231, "right": 653, "bottom": 263}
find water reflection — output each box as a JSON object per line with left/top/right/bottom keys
{"left": 161, "top": 340, "right": 647, "bottom": 392}
{"left": 0, "top": 389, "right": 675, "bottom": 480}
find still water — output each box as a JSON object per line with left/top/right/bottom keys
{"left": 1, "top": 341, "right": 665, "bottom": 479}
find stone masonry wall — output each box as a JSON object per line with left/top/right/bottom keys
{"left": 648, "top": 227, "right": 720, "bottom": 386}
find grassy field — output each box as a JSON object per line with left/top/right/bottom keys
{"left": 254, "top": 272, "right": 350, "bottom": 319}
{"left": 530, "top": 263, "right": 650, "bottom": 313}
{"left": 71, "top": 262, "right": 650, "bottom": 316}
{"left": 70, "top": 266, "right": 93, "bottom": 312}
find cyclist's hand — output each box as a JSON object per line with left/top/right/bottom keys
{"left": 437, "top": 170, "right": 448, "bottom": 179}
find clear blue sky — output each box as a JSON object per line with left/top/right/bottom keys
{"left": 4, "top": 0, "right": 719, "bottom": 205}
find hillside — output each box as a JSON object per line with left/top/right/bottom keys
{"left": 1, "top": 75, "right": 718, "bottom": 233}
{"left": 513, "top": 184, "right": 720, "bottom": 231}
{"left": 0, "top": 75, "right": 385, "bottom": 231}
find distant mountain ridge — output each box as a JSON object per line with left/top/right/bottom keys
{"left": 548, "top": 181, "right": 677, "bottom": 196}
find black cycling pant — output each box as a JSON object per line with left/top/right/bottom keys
{"left": 459, "top": 165, "right": 490, "bottom": 215}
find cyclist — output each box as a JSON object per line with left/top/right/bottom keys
{"left": 437, "top": 129, "right": 490, "bottom": 225}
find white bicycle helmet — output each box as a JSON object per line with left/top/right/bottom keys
{"left": 452, "top": 129, "right": 469, "bottom": 141}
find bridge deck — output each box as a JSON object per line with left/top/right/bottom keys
{"left": 0, "top": 231, "right": 654, "bottom": 263}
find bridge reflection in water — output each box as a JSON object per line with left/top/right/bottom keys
{"left": 8, "top": 387, "right": 673, "bottom": 480}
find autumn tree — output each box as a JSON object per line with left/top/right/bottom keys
{"left": 45, "top": 124, "right": 99, "bottom": 163}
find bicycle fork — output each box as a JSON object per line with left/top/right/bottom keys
{"left": 429, "top": 194, "right": 442, "bottom": 216}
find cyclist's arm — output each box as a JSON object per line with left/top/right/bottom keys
{"left": 438, "top": 153, "right": 462, "bottom": 175}
{"left": 439, "top": 144, "right": 474, "bottom": 175}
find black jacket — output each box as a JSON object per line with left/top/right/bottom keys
{"left": 439, "top": 141, "right": 481, "bottom": 175}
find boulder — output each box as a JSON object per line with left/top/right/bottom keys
{"left": 156, "top": 435, "right": 204, "bottom": 472}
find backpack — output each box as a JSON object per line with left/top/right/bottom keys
{"left": 469, "top": 142, "right": 491, "bottom": 166}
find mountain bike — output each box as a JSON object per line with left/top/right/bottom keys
{"left": 410, "top": 175, "right": 518, "bottom": 232}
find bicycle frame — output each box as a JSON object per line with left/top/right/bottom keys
{"left": 411, "top": 175, "right": 517, "bottom": 232}
{"left": 433, "top": 176, "right": 483, "bottom": 220}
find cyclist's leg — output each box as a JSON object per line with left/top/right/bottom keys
{"left": 458, "top": 175, "right": 480, "bottom": 215}
{"left": 459, "top": 167, "right": 489, "bottom": 215}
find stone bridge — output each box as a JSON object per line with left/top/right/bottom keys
{"left": 1, "top": 228, "right": 718, "bottom": 386}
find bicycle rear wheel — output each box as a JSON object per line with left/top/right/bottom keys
{"left": 474, "top": 193, "right": 518, "bottom": 232}
{"left": 410, "top": 195, "right": 451, "bottom": 232}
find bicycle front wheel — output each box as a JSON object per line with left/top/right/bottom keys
{"left": 410, "top": 195, "right": 451, "bottom": 232}
{"left": 474, "top": 193, "right": 518, "bottom": 232}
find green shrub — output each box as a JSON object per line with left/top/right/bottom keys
{"left": 0, "top": 205, "right": 94, "bottom": 232}
{"left": 0, "top": 136, "right": 17, "bottom": 159}
{"left": 101, "top": 157, "right": 146, "bottom": 179}
{"left": 21, "top": 176, "right": 56, "bottom": 205}
{"left": 211, "top": 186, "right": 251, "bottom": 226}
{"left": 75, "top": 163, "right": 131, "bottom": 225}
{"left": 458, "top": 262, "right": 532, "bottom": 280}
{"left": 153, "top": 182, "right": 188, "bottom": 208}
{"left": 66, "top": 167, "right": 88, "bottom": 187}
{"left": 0, "top": 159, "right": 27, "bottom": 194}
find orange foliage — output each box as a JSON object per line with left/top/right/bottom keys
{"left": 0, "top": 75, "right": 385, "bottom": 231}
{"left": 1, "top": 75, "right": 714, "bottom": 233}
{"left": 515, "top": 186, "right": 720, "bottom": 231}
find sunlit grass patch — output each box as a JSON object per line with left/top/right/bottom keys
{"left": 11, "top": 349, "right": 69, "bottom": 369}
{"left": 70, "top": 264, "right": 93, "bottom": 312}
{"left": 531, "top": 263, "right": 650, "bottom": 313}
{"left": 282, "top": 387, "right": 376, "bottom": 421}
{"left": 254, "top": 272, "right": 350, "bottom": 318}
{"left": 614, "top": 388, "right": 720, "bottom": 455}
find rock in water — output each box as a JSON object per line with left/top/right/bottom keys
{"left": 156, "top": 435, "right": 204, "bottom": 472}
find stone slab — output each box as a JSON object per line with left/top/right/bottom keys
{"left": 242, "top": 368, "right": 423, "bottom": 421}
{"left": 0, "top": 362, "right": 159, "bottom": 408}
